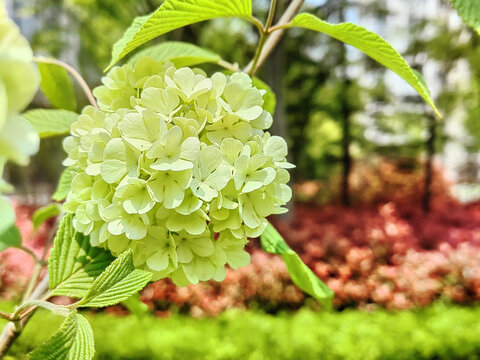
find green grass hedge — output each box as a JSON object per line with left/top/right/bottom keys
{"left": 3, "top": 303, "right": 480, "bottom": 360}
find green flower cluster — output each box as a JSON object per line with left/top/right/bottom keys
{"left": 0, "top": 1, "right": 39, "bottom": 233}
{"left": 63, "top": 57, "right": 293, "bottom": 285}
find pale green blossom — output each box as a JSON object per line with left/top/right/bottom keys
{"left": 63, "top": 58, "right": 293, "bottom": 285}
{"left": 0, "top": 2, "right": 39, "bottom": 232}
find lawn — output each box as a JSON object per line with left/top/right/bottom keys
{"left": 2, "top": 303, "right": 480, "bottom": 360}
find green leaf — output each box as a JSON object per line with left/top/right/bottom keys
{"left": 78, "top": 249, "right": 152, "bottom": 308}
{"left": 23, "top": 109, "right": 78, "bottom": 138}
{"left": 0, "top": 197, "right": 15, "bottom": 235}
{"left": 128, "top": 41, "right": 221, "bottom": 68}
{"left": 122, "top": 293, "right": 150, "bottom": 317}
{"left": 0, "top": 225, "right": 21, "bottom": 251}
{"left": 449, "top": 0, "right": 480, "bottom": 33}
{"left": 107, "top": 0, "right": 252, "bottom": 70}
{"left": 32, "top": 203, "right": 61, "bottom": 230}
{"left": 286, "top": 13, "right": 441, "bottom": 118}
{"left": 52, "top": 167, "right": 75, "bottom": 202}
{"left": 28, "top": 310, "right": 94, "bottom": 360}
{"left": 48, "top": 214, "right": 115, "bottom": 298}
{"left": 38, "top": 62, "right": 77, "bottom": 111}
{"left": 260, "top": 223, "right": 334, "bottom": 305}
{"left": 252, "top": 77, "right": 276, "bottom": 115}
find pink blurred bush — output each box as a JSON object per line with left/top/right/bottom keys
{"left": 3, "top": 162, "right": 480, "bottom": 315}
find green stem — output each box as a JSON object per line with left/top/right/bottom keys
{"left": 265, "top": 0, "right": 278, "bottom": 30}
{"left": 15, "top": 245, "right": 41, "bottom": 264}
{"left": 248, "top": 0, "right": 278, "bottom": 77}
{"left": 249, "top": 31, "right": 268, "bottom": 76}
{"left": 33, "top": 57, "right": 97, "bottom": 109}
{"left": 21, "top": 262, "right": 43, "bottom": 304}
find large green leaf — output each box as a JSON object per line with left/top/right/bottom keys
{"left": 78, "top": 249, "right": 152, "bottom": 308}
{"left": 32, "top": 203, "right": 61, "bottom": 230}
{"left": 106, "top": 0, "right": 252, "bottom": 70}
{"left": 52, "top": 167, "right": 75, "bottom": 202}
{"left": 23, "top": 109, "right": 78, "bottom": 138}
{"left": 28, "top": 311, "right": 94, "bottom": 360}
{"left": 0, "top": 225, "right": 21, "bottom": 251}
{"left": 260, "top": 223, "right": 334, "bottom": 306}
{"left": 285, "top": 13, "right": 441, "bottom": 117}
{"left": 450, "top": 0, "right": 480, "bottom": 33}
{"left": 38, "top": 63, "right": 77, "bottom": 111}
{"left": 48, "top": 214, "right": 115, "bottom": 298}
{"left": 128, "top": 41, "right": 221, "bottom": 68}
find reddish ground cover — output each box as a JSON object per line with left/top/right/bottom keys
{"left": 2, "top": 162, "right": 480, "bottom": 315}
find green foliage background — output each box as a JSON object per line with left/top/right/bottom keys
{"left": 14, "top": 0, "right": 479, "bottom": 192}
{"left": 3, "top": 304, "right": 480, "bottom": 360}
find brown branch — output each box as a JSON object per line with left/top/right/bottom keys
{"left": 0, "top": 275, "right": 50, "bottom": 358}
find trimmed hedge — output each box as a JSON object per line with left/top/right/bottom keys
{"left": 3, "top": 303, "right": 480, "bottom": 360}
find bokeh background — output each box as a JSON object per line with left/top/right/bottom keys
{"left": 3, "top": 0, "right": 480, "bottom": 359}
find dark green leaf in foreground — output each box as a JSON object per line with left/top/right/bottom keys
{"left": 28, "top": 311, "right": 94, "bottom": 360}
{"left": 48, "top": 214, "right": 115, "bottom": 298}
{"left": 78, "top": 249, "right": 152, "bottom": 308}
{"left": 261, "top": 223, "right": 334, "bottom": 305}
{"left": 106, "top": 0, "right": 252, "bottom": 70}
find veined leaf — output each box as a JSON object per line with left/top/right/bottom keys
{"left": 78, "top": 249, "right": 152, "bottom": 308}
{"left": 24, "top": 109, "right": 78, "bottom": 138}
{"left": 285, "top": 13, "right": 441, "bottom": 117}
{"left": 28, "top": 311, "right": 94, "bottom": 360}
{"left": 260, "top": 223, "right": 334, "bottom": 305}
{"left": 449, "top": 0, "right": 480, "bottom": 33}
{"left": 128, "top": 41, "right": 221, "bottom": 68}
{"left": 38, "top": 62, "right": 77, "bottom": 111}
{"left": 48, "top": 214, "right": 115, "bottom": 298}
{"left": 107, "top": 0, "right": 252, "bottom": 70}
{"left": 0, "top": 225, "right": 21, "bottom": 251}
{"left": 52, "top": 167, "right": 75, "bottom": 202}
{"left": 32, "top": 203, "right": 61, "bottom": 230}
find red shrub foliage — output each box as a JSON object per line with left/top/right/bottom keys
{"left": 3, "top": 161, "right": 480, "bottom": 314}
{"left": 0, "top": 202, "right": 50, "bottom": 299}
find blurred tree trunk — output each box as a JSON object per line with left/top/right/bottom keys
{"left": 339, "top": 1, "right": 352, "bottom": 207}
{"left": 423, "top": 114, "right": 436, "bottom": 213}
{"left": 265, "top": 0, "right": 293, "bottom": 220}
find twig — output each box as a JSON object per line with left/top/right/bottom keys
{"left": 217, "top": 59, "right": 241, "bottom": 72}
{"left": 244, "top": 0, "right": 304, "bottom": 75}
{"left": 21, "top": 262, "right": 43, "bottom": 304}
{"left": 33, "top": 57, "right": 98, "bottom": 109}
{"left": 265, "top": 0, "right": 278, "bottom": 30}
{"left": 0, "top": 215, "right": 60, "bottom": 357}
{"left": 14, "top": 245, "right": 41, "bottom": 264}
{"left": 0, "top": 311, "right": 11, "bottom": 322}
{"left": 0, "top": 276, "right": 50, "bottom": 358}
